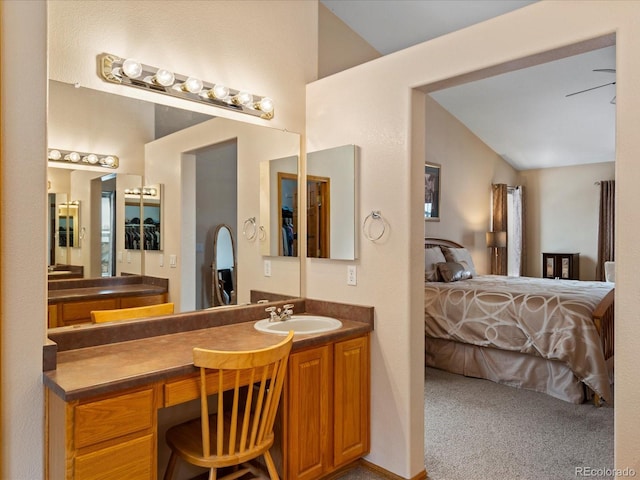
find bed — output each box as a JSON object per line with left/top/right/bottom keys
{"left": 424, "top": 237, "right": 614, "bottom": 405}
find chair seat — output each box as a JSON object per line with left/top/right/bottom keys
{"left": 166, "top": 413, "right": 275, "bottom": 470}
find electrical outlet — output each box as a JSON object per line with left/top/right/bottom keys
{"left": 347, "top": 265, "right": 357, "bottom": 285}
{"left": 159, "top": 254, "right": 164, "bottom": 267}
{"left": 126, "top": 251, "right": 131, "bottom": 263}
{"left": 264, "top": 259, "right": 272, "bottom": 277}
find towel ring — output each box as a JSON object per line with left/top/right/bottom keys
{"left": 243, "top": 217, "right": 257, "bottom": 241}
{"left": 363, "top": 210, "right": 386, "bottom": 241}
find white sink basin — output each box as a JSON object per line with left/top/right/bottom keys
{"left": 254, "top": 315, "right": 342, "bottom": 335}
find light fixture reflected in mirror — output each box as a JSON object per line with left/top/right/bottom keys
{"left": 48, "top": 148, "right": 119, "bottom": 169}
{"left": 99, "top": 53, "right": 275, "bottom": 119}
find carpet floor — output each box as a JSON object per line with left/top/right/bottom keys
{"left": 338, "top": 367, "right": 614, "bottom": 480}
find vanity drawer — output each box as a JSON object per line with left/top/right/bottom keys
{"left": 61, "top": 298, "right": 118, "bottom": 325}
{"left": 74, "top": 433, "right": 154, "bottom": 479}
{"left": 120, "top": 292, "right": 167, "bottom": 308}
{"left": 164, "top": 370, "right": 272, "bottom": 407}
{"left": 74, "top": 388, "right": 154, "bottom": 448}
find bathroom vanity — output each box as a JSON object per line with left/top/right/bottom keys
{"left": 44, "top": 299, "right": 372, "bottom": 480}
{"left": 47, "top": 275, "right": 169, "bottom": 328}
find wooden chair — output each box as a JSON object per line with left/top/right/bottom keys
{"left": 90, "top": 302, "right": 174, "bottom": 323}
{"left": 164, "top": 331, "right": 294, "bottom": 480}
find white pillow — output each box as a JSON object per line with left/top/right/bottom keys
{"left": 442, "top": 247, "right": 477, "bottom": 276}
{"left": 425, "top": 247, "right": 446, "bottom": 281}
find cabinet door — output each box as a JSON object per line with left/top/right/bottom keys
{"left": 287, "top": 345, "right": 331, "bottom": 480}
{"left": 333, "top": 335, "right": 370, "bottom": 468}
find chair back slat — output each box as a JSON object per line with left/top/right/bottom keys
{"left": 217, "top": 370, "right": 224, "bottom": 457}
{"left": 192, "top": 332, "right": 293, "bottom": 462}
{"left": 228, "top": 370, "right": 241, "bottom": 455}
{"left": 200, "top": 367, "right": 211, "bottom": 457}
{"left": 238, "top": 367, "right": 255, "bottom": 453}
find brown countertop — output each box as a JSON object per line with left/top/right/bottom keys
{"left": 43, "top": 311, "right": 372, "bottom": 402}
{"left": 48, "top": 275, "right": 169, "bottom": 304}
{"left": 48, "top": 283, "right": 167, "bottom": 303}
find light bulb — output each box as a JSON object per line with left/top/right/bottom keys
{"left": 258, "top": 97, "right": 274, "bottom": 113}
{"left": 148, "top": 188, "right": 158, "bottom": 196}
{"left": 182, "top": 77, "right": 203, "bottom": 94}
{"left": 67, "top": 152, "right": 81, "bottom": 163}
{"left": 48, "top": 149, "right": 62, "bottom": 160}
{"left": 102, "top": 156, "right": 116, "bottom": 166}
{"left": 234, "top": 91, "right": 253, "bottom": 105}
{"left": 153, "top": 69, "right": 175, "bottom": 87}
{"left": 85, "top": 154, "right": 99, "bottom": 164}
{"left": 208, "top": 84, "right": 229, "bottom": 100}
{"left": 122, "top": 58, "right": 143, "bottom": 79}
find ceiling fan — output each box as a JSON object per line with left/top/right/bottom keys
{"left": 566, "top": 69, "right": 616, "bottom": 104}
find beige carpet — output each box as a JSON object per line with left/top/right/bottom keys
{"left": 338, "top": 368, "right": 614, "bottom": 480}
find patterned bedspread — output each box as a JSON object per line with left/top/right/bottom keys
{"left": 424, "top": 275, "right": 613, "bottom": 402}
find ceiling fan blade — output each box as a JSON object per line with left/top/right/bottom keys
{"left": 565, "top": 81, "right": 616, "bottom": 97}
{"left": 593, "top": 68, "right": 616, "bottom": 73}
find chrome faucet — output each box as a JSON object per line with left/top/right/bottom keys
{"left": 266, "top": 304, "right": 294, "bottom": 322}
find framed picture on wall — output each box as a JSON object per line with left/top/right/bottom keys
{"left": 424, "top": 163, "right": 440, "bottom": 221}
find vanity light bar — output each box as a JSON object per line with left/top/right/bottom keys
{"left": 99, "top": 53, "right": 275, "bottom": 120}
{"left": 124, "top": 187, "right": 158, "bottom": 196}
{"left": 48, "top": 149, "right": 119, "bottom": 169}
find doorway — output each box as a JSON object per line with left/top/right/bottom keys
{"left": 194, "top": 140, "right": 238, "bottom": 310}
{"left": 307, "top": 175, "right": 330, "bottom": 258}
{"left": 422, "top": 37, "right": 616, "bottom": 477}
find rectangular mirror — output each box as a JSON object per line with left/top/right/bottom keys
{"left": 48, "top": 79, "right": 301, "bottom": 313}
{"left": 57, "top": 200, "right": 79, "bottom": 248}
{"left": 306, "top": 144, "right": 357, "bottom": 260}
{"left": 260, "top": 155, "right": 299, "bottom": 257}
{"left": 125, "top": 184, "right": 163, "bottom": 251}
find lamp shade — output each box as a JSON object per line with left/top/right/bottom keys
{"left": 486, "top": 231, "right": 507, "bottom": 248}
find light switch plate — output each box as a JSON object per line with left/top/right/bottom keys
{"left": 169, "top": 254, "right": 177, "bottom": 268}
{"left": 347, "top": 265, "right": 357, "bottom": 285}
{"left": 264, "top": 259, "right": 272, "bottom": 277}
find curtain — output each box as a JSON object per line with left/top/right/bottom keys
{"left": 491, "top": 183, "right": 508, "bottom": 275}
{"left": 511, "top": 186, "right": 526, "bottom": 276}
{"left": 596, "top": 180, "right": 615, "bottom": 281}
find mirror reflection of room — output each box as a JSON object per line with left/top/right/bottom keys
{"left": 306, "top": 144, "right": 357, "bottom": 260}
{"left": 279, "top": 173, "right": 297, "bottom": 256}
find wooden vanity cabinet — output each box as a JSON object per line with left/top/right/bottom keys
{"left": 285, "top": 334, "right": 370, "bottom": 480}
{"left": 47, "top": 385, "right": 159, "bottom": 480}
{"left": 48, "top": 292, "right": 168, "bottom": 328}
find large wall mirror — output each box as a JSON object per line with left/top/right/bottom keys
{"left": 47, "top": 80, "right": 301, "bottom": 313}
{"left": 306, "top": 145, "right": 357, "bottom": 260}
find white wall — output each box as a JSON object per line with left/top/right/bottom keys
{"left": 144, "top": 117, "right": 301, "bottom": 311}
{"left": 318, "top": 2, "right": 381, "bottom": 79}
{"left": 521, "top": 162, "right": 615, "bottom": 279}
{"left": 307, "top": 1, "right": 640, "bottom": 476}
{"left": 1, "top": 3, "right": 48, "bottom": 479}
{"left": 1, "top": 2, "right": 316, "bottom": 478}
{"left": 47, "top": 80, "right": 153, "bottom": 176}
{"left": 425, "top": 95, "right": 519, "bottom": 274}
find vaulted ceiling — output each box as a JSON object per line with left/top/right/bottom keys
{"left": 322, "top": 0, "right": 616, "bottom": 171}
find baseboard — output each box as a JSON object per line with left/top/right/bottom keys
{"left": 359, "top": 459, "right": 428, "bottom": 480}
